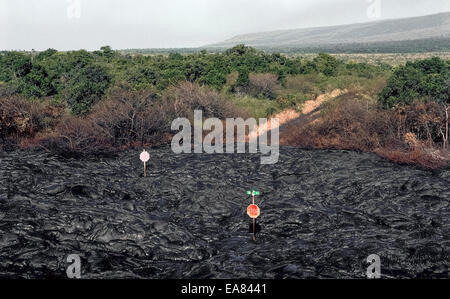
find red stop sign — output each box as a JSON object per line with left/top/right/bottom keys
{"left": 247, "top": 204, "right": 260, "bottom": 219}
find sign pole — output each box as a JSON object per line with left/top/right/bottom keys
{"left": 252, "top": 193, "right": 255, "bottom": 240}
{"left": 252, "top": 218, "right": 256, "bottom": 241}
{"left": 140, "top": 150, "right": 150, "bottom": 177}
{"left": 246, "top": 189, "right": 261, "bottom": 241}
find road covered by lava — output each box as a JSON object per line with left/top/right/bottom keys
{"left": 0, "top": 146, "right": 449, "bottom": 278}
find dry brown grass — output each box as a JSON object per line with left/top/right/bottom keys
{"left": 91, "top": 89, "right": 169, "bottom": 147}
{"left": 248, "top": 73, "right": 279, "bottom": 99}
{"left": 163, "top": 81, "right": 244, "bottom": 119}
{"left": 282, "top": 93, "right": 450, "bottom": 168}
{"left": 32, "top": 82, "right": 244, "bottom": 156}
{"left": 301, "top": 89, "right": 346, "bottom": 115}
{"left": 0, "top": 96, "right": 65, "bottom": 142}
{"left": 36, "top": 90, "right": 171, "bottom": 155}
{"left": 285, "top": 74, "right": 321, "bottom": 95}
{"left": 375, "top": 147, "right": 449, "bottom": 169}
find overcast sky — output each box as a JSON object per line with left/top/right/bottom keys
{"left": 0, "top": 0, "right": 449, "bottom": 51}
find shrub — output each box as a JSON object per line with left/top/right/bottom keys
{"left": 162, "top": 81, "right": 243, "bottom": 119}
{"left": 37, "top": 83, "right": 244, "bottom": 155}
{"left": 276, "top": 95, "right": 299, "bottom": 110}
{"left": 285, "top": 93, "right": 385, "bottom": 149}
{"left": 0, "top": 51, "right": 32, "bottom": 82}
{"left": 38, "top": 90, "right": 171, "bottom": 155}
{"left": 313, "top": 53, "right": 339, "bottom": 77}
{"left": 90, "top": 89, "right": 169, "bottom": 147}
{"left": 235, "top": 67, "right": 250, "bottom": 88}
{"left": 0, "top": 82, "right": 17, "bottom": 97}
{"left": 0, "top": 96, "right": 47, "bottom": 141}
{"left": 379, "top": 57, "right": 449, "bottom": 108}
{"left": 396, "top": 101, "right": 446, "bottom": 146}
{"left": 51, "top": 116, "right": 108, "bottom": 153}
{"left": 375, "top": 147, "right": 448, "bottom": 169}
{"left": 226, "top": 71, "right": 238, "bottom": 87}
{"left": 248, "top": 73, "right": 278, "bottom": 99}
{"left": 230, "top": 95, "right": 278, "bottom": 119}
{"left": 282, "top": 93, "right": 449, "bottom": 167}
{"left": 64, "top": 64, "right": 111, "bottom": 115}
{"left": 20, "top": 63, "right": 56, "bottom": 97}
{"left": 285, "top": 74, "right": 321, "bottom": 96}
{"left": 199, "top": 69, "right": 227, "bottom": 91}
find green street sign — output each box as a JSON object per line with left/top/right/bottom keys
{"left": 246, "top": 190, "right": 261, "bottom": 196}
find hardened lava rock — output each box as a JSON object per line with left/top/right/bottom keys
{"left": 0, "top": 146, "right": 449, "bottom": 278}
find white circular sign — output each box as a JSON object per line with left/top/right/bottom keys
{"left": 140, "top": 150, "right": 150, "bottom": 162}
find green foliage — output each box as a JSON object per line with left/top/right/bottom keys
{"left": 125, "top": 66, "right": 158, "bottom": 90}
{"left": 199, "top": 69, "right": 226, "bottom": 90}
{"left": 379, "top": 57, "right": 449, "bottom": 108}
{"left": 225, "top": 44, "right": 258, "bottom": 56}
{"left": 35, "top": 48, "right": 58, "bottom": 60}
{"left": 230, "top": 95, "right": 279, "bottom": 119}
{"left": 96, "top": 46, "right": 117, "bottom": 61}
{"left": 0, "top": 46, "right": 393, "bottom": 119}
{"left": 236, "top": 66, "right": 250, "bottom": 87}
{"left": 65, "top": 64, "right": 111, "bottom": 115}
{"left": 313, "top": 53, "right": 339, "bottom": 76}
{"left": 158, "top": 68, "right": 185, "bottom": 90}
{"left": 345, "top": 63, "right": 378, "bottom": 79}
{"left": 65, "top": 50, "right": 94, "bottom": 69}
{"left": 20, "top": 50, "right": 65, "bottom": 97}
{"left": 0, "top": 51, "right": 32, "bottom": 81}
{"left": 20, "top": 63, "right": 55, "bottom": 97}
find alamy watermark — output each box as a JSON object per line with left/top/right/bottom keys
{"left": 66, "top": 254, "right": 81, "bottom": 279}
{"left": 366, "top": 0, "right": 381, "bottom": 20}
{"left": 366, "top": 254, "right": 381, "bottom": 278}
{"left": 171, "top": 110, "right": 279, "bottom": 165}
{"left": 67, "top": 0, "right": 81, "bottom": 19}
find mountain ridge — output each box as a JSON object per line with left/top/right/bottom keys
{"left": 207, "top": 12, "right": 450, "bottom": 50}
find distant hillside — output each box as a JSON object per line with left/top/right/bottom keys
{"left": 207, "top": 12, "right": 450, "bottom": 53}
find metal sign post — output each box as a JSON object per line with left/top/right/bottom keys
{"left": 140, "top": 150, "right": 150, "bottom": 177}
{"left": 246, "top": 189, "right": 261, "bottom": 241}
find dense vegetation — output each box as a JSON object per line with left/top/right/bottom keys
{"left": 0, "top": 45, "right": 391, "bottom": 114}
{"left": 122, "top": 38, "right": 450, "bottom": 55}
{"left": 251, "top": 38, "right": 450, "bottom": 54}
{"left": 283, "top": 56, "right": 449, "bottom": 167}
{"left": 0, "top": 45, "right": 449, "bottom": 167}
{"left": 379, "top": 57, "right": 449, "bottom": 108}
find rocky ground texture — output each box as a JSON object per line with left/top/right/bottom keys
{"left": 0, "top": 146, "right": 449, "bottom": 278}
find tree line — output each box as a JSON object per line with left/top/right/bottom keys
{"left": 0, "top": 45, "right": 391, "bottom": 115}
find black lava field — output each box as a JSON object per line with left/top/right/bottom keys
{"left": 0, "top": 147, "right": 449, "bottom": 278}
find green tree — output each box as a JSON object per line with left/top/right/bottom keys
{"left": 379, "top": 57, "right": 449, "bottom": 108}
{"left": 20, "top": 63, "right": 55, "bottom": 97}
{"left": 35, "top": 48, "right": 58, "bottom": 61}
{"left": 225, "top": 44, "right": 257, "bottom": 56}
{"left": 236, "top": 66, "right": 250, "bottom": 87}
{"left": 313, "top": 53, "right": 339, "bottom": 76}
{"left": 19, "top": 49, "right": 66, "bottom": 97}
{"left": 199, "top": 69, "right": 227, "bottom": 90}
{"left": 0, "top": 51, "right": 32, "bottom": 82}
{"left": 65, "top": 64, "right": 111, "bottom": 115}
